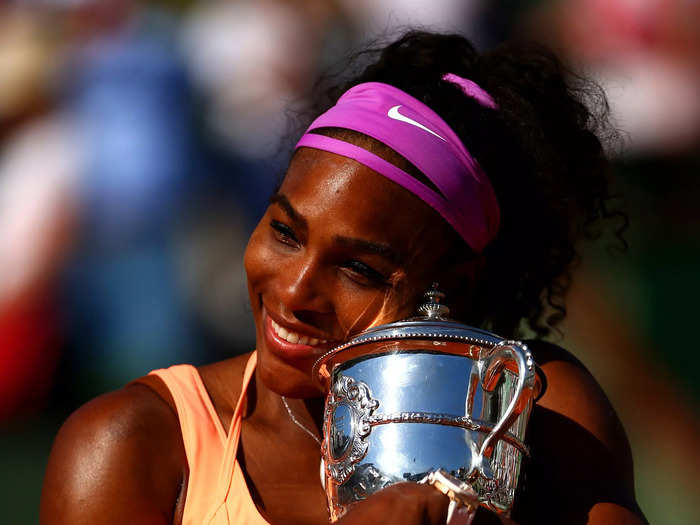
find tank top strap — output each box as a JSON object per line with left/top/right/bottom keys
{"left": 202, "top": 352, "right": 269, "bottom": 524}
{"left": 149, "top": 364, "right": 228, "bottom": 451}
{"left": 216, "top": 351, "right": 258, "bottom": 494}
{"left": 150, "top": 352, "right": 265, "bottom": 525}
{"left": 148, "top": 363, "right": 229, "bottom": 524}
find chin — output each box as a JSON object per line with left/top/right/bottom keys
{"left": 252, "top": 327, "right": 325, "bottom": 397}
{"left": 256, "top": 350, "right": 326, "bottom": 399}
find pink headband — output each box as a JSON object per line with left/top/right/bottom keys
{"left": 294, "top": 75, "right": 499, "bottom": 253}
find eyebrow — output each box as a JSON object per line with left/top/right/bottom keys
{"left": 334, "top": 236, "right": 403, "bottom": 266}
{"left": 269, "top": 193, "right": 307, "bottom": 229}
{"left": 269, "top": 192, "right": 403, "bottom": 265}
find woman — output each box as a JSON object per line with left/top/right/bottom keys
{"left": 41, "top": 32, "right": 648, "bottom": 524}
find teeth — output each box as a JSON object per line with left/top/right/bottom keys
{"left": 270, "top": 317, "right": 326, "bottom": 347}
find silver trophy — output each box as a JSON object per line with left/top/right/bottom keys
{"left": 313, "top": 286, "right": 544, "bottom": 521}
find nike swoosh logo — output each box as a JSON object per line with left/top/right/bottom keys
{"left": 387, "top": 105, "right": 446, "bottom": 141}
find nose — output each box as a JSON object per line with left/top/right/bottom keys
{"left": 276, "top": 251, "right": 334, "bottom": 326}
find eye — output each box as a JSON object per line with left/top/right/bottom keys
{"left": 270, "top": 220, "right": 299, "bottom": 246}
{"left": 341, "top": 260, "right": 390, "bottom": 287}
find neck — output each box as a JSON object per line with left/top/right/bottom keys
{"left": 247, "top": 367, "right": 326, "bottom": 439}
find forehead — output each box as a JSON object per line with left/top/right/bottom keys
{"left": 280, "top": 147, "right": 453, "bottom": 254}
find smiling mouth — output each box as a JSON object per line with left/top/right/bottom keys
{"left": 269, "top": 317, "right": 329, "bottom": 347}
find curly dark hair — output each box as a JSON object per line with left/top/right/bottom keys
{"left": 293, "top": 30, "right": 626, "bottom": 339}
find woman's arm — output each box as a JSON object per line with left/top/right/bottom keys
{"left": 514, "top": 342, "right": 649, "bottom": 525}
{"left": 40, "top": 384, "right": 186, "bottom": 525}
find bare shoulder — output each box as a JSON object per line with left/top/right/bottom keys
{"left": 40, "top": 382, "right": 186, "bottom": 525}
{"left": 531, "top": 341, "right": 632, "bottom": 459}
{"left": 513, "top": 341, "right": 648, "bottom": 524}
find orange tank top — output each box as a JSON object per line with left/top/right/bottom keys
{"left": 149, "top": 352, "right": 270, "bottom": 525}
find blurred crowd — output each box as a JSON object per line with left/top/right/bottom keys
{"left": 0, "top": 1, "right": 698, "bottom": 523}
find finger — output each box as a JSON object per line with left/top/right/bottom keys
{"left": 388, "top": 483, "right": 451, "bottom": 524}
{"left": 447, "top": 501, "right": 477, "bottom": 525}
{"left": 340, "top": 482, "right": 451, "bottom": 525}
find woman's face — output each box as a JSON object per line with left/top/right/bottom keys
{"left": 244, "top": 147, "right": 471, "bottom": 397}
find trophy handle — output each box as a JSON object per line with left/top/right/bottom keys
{"left": 471, "top": 341, "right": 536, "bottom": 476}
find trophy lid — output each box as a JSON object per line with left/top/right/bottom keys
{"left": 313, "top": 284, "right": 510, "bottom": 384}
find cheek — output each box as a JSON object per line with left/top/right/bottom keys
{"left": 333, "top": 280, "right": 416, "bottom": 336}
{"left": 332, "top": 292, "right": 383, "bottom": 337}
{"left": 243, "top": 223, "right": 274, "bottom": 297}
{"left": 371, "top": 271, "right": 436, "bottom": 323}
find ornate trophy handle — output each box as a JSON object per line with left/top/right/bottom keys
{"left": 467, "top": 340, "right": 536, "bottom": 479}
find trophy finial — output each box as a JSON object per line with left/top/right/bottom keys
{"left": 417, "top": 283, "right": 450, "bottom": 319}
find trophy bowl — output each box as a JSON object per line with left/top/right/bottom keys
{"left": 313, "top": 287, "right": 545, "bottom": 521}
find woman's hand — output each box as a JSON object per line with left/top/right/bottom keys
{"left": 335, "top": 482, "right": 517, "bottom": 525}
{"left": 336, "top": 483, "right": 450, "bottom": 525}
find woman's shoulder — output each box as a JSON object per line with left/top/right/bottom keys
{"left": 40, "top": 353, "right": 254, "bottom": 524}
{"left": 524, "top": 339, "right": 630, "bottom": 454}
{"left": 41, "top": 378, "right": 188, "bottom": 523}
{"left": 515, "top": 340, "right": 647, "bottom": 524}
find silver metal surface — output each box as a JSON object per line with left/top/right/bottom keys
{"left": 314, "top": 286, "right": 543, "bottom": 521}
